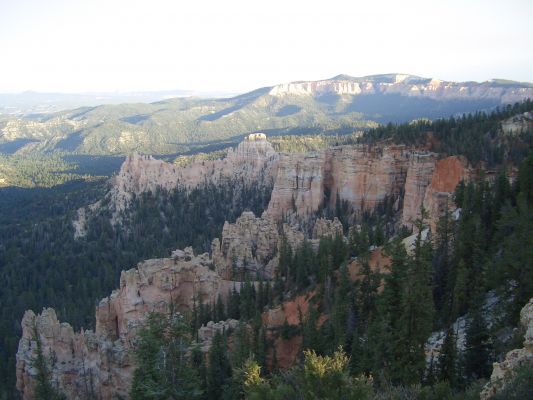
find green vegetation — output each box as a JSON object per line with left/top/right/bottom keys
{"left": 0, "top": 91, "right": 375, "bottom": 156}
{"left": 0, "top": 179, "right": 271, "bottom": 399}
{"left": 0, "top": 153, "right": 105, "bottom": 188}
{"left": 130, "top": 312, "right": 202, "bottom": 400}
{"left": 358, "top": 100, "right": 533, "bottom": 165}
{"left": 2, "top": 101, "right": 533, "bottom": 398}
{"left": 3, "top": 76, "right": 524, "bottom": 157}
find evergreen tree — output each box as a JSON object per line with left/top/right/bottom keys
{"left": 437, "top": 325, "right": 459, "bottom": 387}
{"left": 130, "top": 312, "right": 202, "bottom": 400}
{"left": 331, "top": 264, "right": 352, "bottom": 347}
{"left": 214, "top": 294, "right": 226, "bottom": 322}
{"left": 206, "top": 331, "right": 232, "bottom": 400}
{"left": 395, "top": 213, "right": 434, "bottom": 385}
{"left": 464, "top": 297, "right": 492, "bottom": 381}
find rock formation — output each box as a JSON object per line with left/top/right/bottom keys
{"left": 501, "top": 111, "right": 533, "bottom": 135}
{"left": 402, "top": 154, "right": 469, "bottom": 230}
{"left": 211, "top": 212, "right": 345, "bottom": 281}
{"left": 262, "top": 294, "right": 319, "bottom": 369}
{"left": 78, "top": 132, "right": 470, "bottom": 238}
{"left": 212, "top": 212, "right": 280, "bottom": 280}
{"left": 312, "top": 217, "right": 343, "bottom": 239}
{"left": 481, "top": 297, "right": 533, "bottom": 399}
{"left": 108, "top": 133, "right": 278, "bottom": 216}
{"left": 16, "top": 247, "right": 240, "bottom": 400}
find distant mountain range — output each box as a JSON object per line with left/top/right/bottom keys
{"left": 1, "top": 74, "right": 532, "bottom": 156}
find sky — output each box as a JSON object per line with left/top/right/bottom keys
{"left": 0, "top": 0, "right": 532, "bottom": 94}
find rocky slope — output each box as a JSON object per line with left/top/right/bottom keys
{"left": 2, "top": 74, "right": 532, "bottom": 156}
{"left": 16, "top": 247, "right": 240, "bottom": 400}
{"left": 211, "top": 211, "right": 343, "bottom": 281}
{"left": 481, "top": 297, "right": 533, "bottom": 399}
{"left": 17, "top": 216, "right": 345, "bottom": 399}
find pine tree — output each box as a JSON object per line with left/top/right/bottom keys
{"left": 130, "top": 312, "right": 202, "bottom": 400}
{"left": 206, "top": 331, "right": 232, "bottom": 400}
{"left": 437, "top": 325, "right": 459, "bottom": 387}
{"left": 356, "top": 260, "right": 379, "bottom": 332}
{"left": 331, "top": 264, "right": 352, "bottom": 347}
{"left": 370, "top": 237, "right": 409, "bottom": 381}
{"left": 214, "top": 294, "right": 226, "bottom": 322}
{"left": 395, "top": 212, "right": 434, "bottom": 385}
{"left": 433, "top": 203, "right": 454, "bottom": 320}
{"left": 228, "top": 286, "right": 241, "bottom": 320}
{"left": 464, "top": 296, "right": 492, "bottom": 381}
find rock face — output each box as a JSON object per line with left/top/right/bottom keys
{"left": 481, "top": 297, "right": 533, "bottom": 399}
{"left": 16, "top": 248, "right": 239, "bottom": 400}
{"left": 81, "top": 133, "right": 469, "bottom": 236}
{"left": 211, "top": 212, "right": 344, "bottom": 280}
{"left": 267, "top": 145, "right": 410, "bottom": 220}
{"left": 109, "top": 134, "right": 278, "bottom": 214}
{"left": 212, "top": 212, "right": 280, "bottom": 280}
{"left": 262, "top": 294, "right": 319, "bottom": 369}
{"left": 266, "top": 151, "right": 327, "bottom": 220}
{"left": 402, "top": 154, "right": 469, "bottom": 230}
{"left": 266, "top": 144, "right": 466, "bottom": 231}
{"left": 312, "top": 217, "right": 343, "bottom": 239}
{"left": 422, "top": 156, "right": 469, "bottom": 231}
{"left": 501, "top": 111, "right": 533, "bottom": 135}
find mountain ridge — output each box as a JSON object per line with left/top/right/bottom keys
{"left": 1, "top": 74, "right": 532, "bottom": 156}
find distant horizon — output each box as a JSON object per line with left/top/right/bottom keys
{"left": 1, "top": 72, "right": 533, "bottom": 96}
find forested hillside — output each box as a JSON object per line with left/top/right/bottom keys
{"left": 0, "top": 180, "right": 272, "bottom": 398}
{"left": 3, "top": 102, "right": 533, "bottom": 399}
{"left": 1, "top": 74, "right": 531, "bottom": 156}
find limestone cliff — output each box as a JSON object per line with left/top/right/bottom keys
{"left": 16, "top": 247, "right": 239, "bottom": 400}
{"left": 80, "top": 132, "right": 468, "bottom": 237}
{"left": 269, "top": 75, "right": 533, "bottom": 104}
{"left": 267, "top": 145, "right": 410, "bottom": 220}
{"left": 481, "top": 297, "right": 533, "bottom": 399}
{"left": 266, "top": 144, "right": 466, "bottom": 231}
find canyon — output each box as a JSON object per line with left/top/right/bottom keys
{"left": 19, "top": 134, "right": 473, "bottom": 398}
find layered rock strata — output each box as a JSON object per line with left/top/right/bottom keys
{"left": 80, "top": 132, "right": 469, "bottom": 238}
{"left": 269, "top": 75, "right": 533, "bottom": 104}
{"left": 212, "top": 212, "right": 280, "bottom": 280}
{"left": 266, "top": 145, "right": 410, "bottom": 220}
{"left": 402, "top": 154, "right": 469, "bottom": 229}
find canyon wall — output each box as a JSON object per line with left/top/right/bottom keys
{"left": 86, "top": 134, "right": 468, "bottom": 235}
{"left": 20, "top": 134, "right": 475, "bottom": 398}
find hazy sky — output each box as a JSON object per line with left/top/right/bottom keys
{"left": 1, "top": 0, "right": 532, "bottom": 94}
